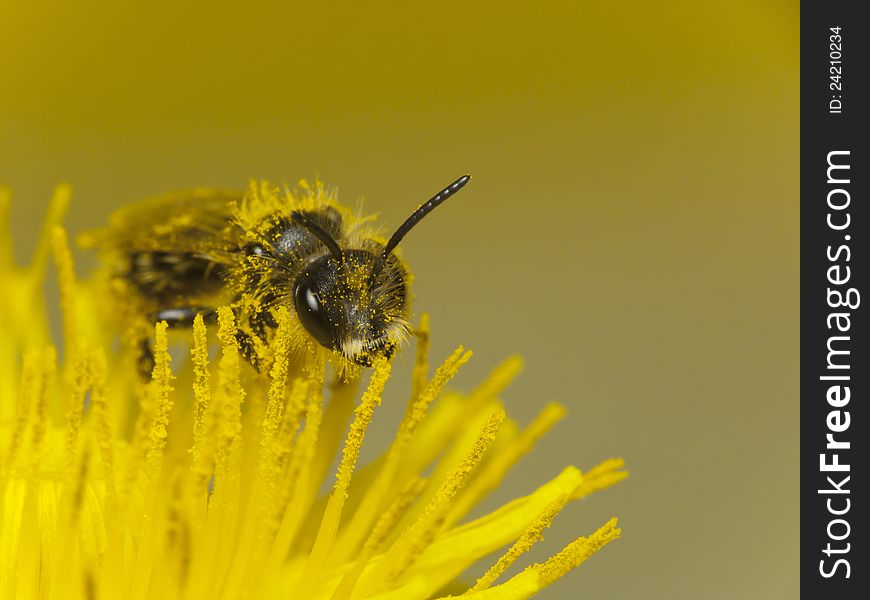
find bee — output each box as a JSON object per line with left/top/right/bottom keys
{"left": 81, "top": 175, "right": 471, "bottom": 376}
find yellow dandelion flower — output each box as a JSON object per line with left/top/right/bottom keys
{"left": 0, "top": 186, "right": 628, "bottom": 599}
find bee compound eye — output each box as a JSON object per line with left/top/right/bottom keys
{"left": 293, "top": 283, "right": 338, "bottom": 350}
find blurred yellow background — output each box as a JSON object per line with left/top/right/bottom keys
{"left": 1, "top": 1, "right": 798, "bottom": 598}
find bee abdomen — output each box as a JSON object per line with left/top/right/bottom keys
{"left": 128, "top": 251, "right": 226, "bottom": 300}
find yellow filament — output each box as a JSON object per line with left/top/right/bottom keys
{"left": 68, "top": 446, "right": 92, "bottom": 527}
{"left": 0, "top": 479, "right": 27, "bottom": 597}
{"left": 0, "top": 188, "right": 11, "bottom": 270}
{"left": 63, "top": 347, "right": 91, "bottom": 479}
{"left": 88, "top": 347, "right": 124, "bottom": 600}
{"left": 263, "top": 376, "right": 309, "bottom": 522}
{"left": 421, "top": 466, "right": 583, "bottom": 564}
{"left": 260, "top": 307, "right": 293, "bottom": 465}
{"left": 334, "top": 346, "right": 471, "bottom": 564}
{"left": 0, "top": 188, "right": 15, "bottom": 422}
{"left": 468, "top": 355, "right": 524, "bottom": 409}
{"left": 164, "top": 473, "right": 193, "bottom": 594}
{"left": 29, "top": 346, "right": 56, "bottom": 470}
{"left": 261, "top": 362, "right": 325, "bottom": 583}
{"left": 296, "top": 359, "right": 392, "bottom": 598}
{"left": 384, "top": 355, "right": 523, "bottom": 507}
{"left": 128, "top": 321, "right": 175, "bottom": 597}
{"left": 213, "top": 306, "right": 245, "bottom": 473}
{"left": 50, "top": 445, "right": 93, "bottom": 598}
{"left": 410, "top": 313, "right": 431, "bottom": 402}
{"left": 121, "top": 321, "right": 164, "bottom": 501}
{"left": 396, "top": 348, "right": 472, "bottom": 456}
{"left": 361, "top": 407, "right": 507, "bottom": 593}
{"left": 533, "top": 518, "right": 621, "bottom": 588}
{"left": 362, "top": 476, "right": 428, "bottom": 556}
{"left": 445, "top": 402, "right": 566, "bottom": 529}
{"left": 233, "top": 375, "right": 314, "bottom": 596}
{"left": 208, "top": 308, "right": 246, "bottom": 591}
{"left": 189, "top": 313, "right": 211, "bottom": 475}
{"left": 330, "top": 477, "right": 428, "bottom": 600}
{"left": 88, "top": 348, "right": 115, "bottom": 500}
{"left": 453, "top": 572, "right": 539, "bottom": 599}
{"left": 466, "top": 494, "right": 568, "bottom": 593}
{"left": 211, "top": 307, "right": 295, "bottom": 597}
{"left": 51, "top": 226, "right": 80, "bottom": 364}
{"left": 28, "top": 184, "right": 70, "bottom": 285}
{"left": 306, "top": 375, "right": 360, "bottom": 523}
{"left": 571, "top": 458, "right": 629, "bottom": 500}
{"left": 3, "top": 348, "right": 42, "bottom": 471}
{"left": 187, "top": 313, "right": 214, "bottom": 540}
{"left": 145, "top": 321, "right": 174, "bottom": 485}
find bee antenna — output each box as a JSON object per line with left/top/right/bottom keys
{"left": 370, "top": 174, "right": 471, "bottom": 280}
{"left": 291, "top": 211, "right": 344, "bottom": 261}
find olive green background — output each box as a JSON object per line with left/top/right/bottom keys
{"left": 1, "top": 1, "right": 798, "bottom": 598}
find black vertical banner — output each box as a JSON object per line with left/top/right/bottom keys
{"left": 802, "top": 1, "right": 868, "bottom": 597}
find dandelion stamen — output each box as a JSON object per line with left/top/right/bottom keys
{"left": 51, "top": 226, "right": 80, "bottom": 363}
{"left": 572, "top": 458, "right": 629, "bottom": 500}
{"left": 445, "top": 402, "right": 566, "bottom": 529}
{"left": 3, "top": 348, "right": 42, "bottom": 472}
{"left": 391, "top": 355, "right": 521, "bottom": 500}
{"left": 334, "top": 345, "right": 472, "bottom": 564}
{"left": 264, "top": 376, "right": 310, "bottom": 522}
{"left": 409, "top": 313, "right": 431, "bottom": 402}
{"left": 189, "top": 313, "right": 212, "bottom": 479}
{"left": 533, "top": 517, "right": 622, "bottom": 587}
{"left": 146, "top": 321, "right": 175, "bottom": 485}
{"left": 467, "top": 355, "right": 524, "bottom": 410}
{"left": 466, "top": 494, "right": 569, "bottom": 593}
{"left": 28, "top": 346, "right": 56, "bottom": 470}
{"left": 262, "top": 361, "right": 325, "bottom": 577}
{"left": 28, "top": 184, "right": 70, "bottom": 286}
{"left": 259, "top": 307, "right": 293, "bottom": 466}
{"left": 129, "top": 321, "right": 175, "bottom": 597}
{"left": 331, "top": 476, "right": 429, "bottom": 600}
{"left": 88, "top": 348, "right": 114, "bottom": 500}
{"left": 360, "top": 407, "right": 507, "bottom": 593}
{"left": 0, "top": 188, "right": 11, "bottom": 271}
{"left": 306, "top": 375, "right": 361, "bottom": 522}
{"left": 296, "top": 358, "right": 392, "bottom": 597}
{"left": 62, "top": 348, "right": 91, "bottom": 479}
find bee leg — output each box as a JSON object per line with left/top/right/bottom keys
{"left": 149, "top": 306, "right": 217, "bottom": 329}
{"left": 235, "top": 329, "right": 262, "bottom": 373}
{"left": 382, "top": 342, "right": 397, "bottom": 360}
{"left": 250, "top": 308, "right": 278, "bottom": 343}
{"left": 137, "top": 306, "right": 217, "bottom": 380}
{"left": 138, "top": 338, "right": 156, "bottom": 380}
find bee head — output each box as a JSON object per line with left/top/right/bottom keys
{"left": 293, "top": 250, "right": 407, "bottom": 366}
{"left": 291, "top": 174, "right": 471, "bottom": 366}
